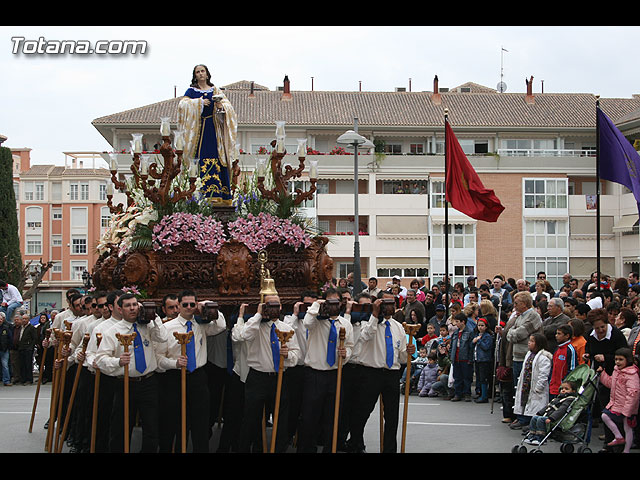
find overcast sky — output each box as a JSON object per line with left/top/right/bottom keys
{"left": 3, "top": 25, "right": 640, "bottom": 166}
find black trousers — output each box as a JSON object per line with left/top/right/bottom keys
{"left": 217, "top": 371, "right": 245, "bottom": 452}
{"left": 17, "top": 348, "right": 33, "bottom": 383}
{"left": 94, "top": 372, "right": 116, "bottom": 453}
{"left": 337, "top": 363, "right": 365, "bottom": 448}
{"left": 205, "top": 362, "right": 227, "bottom": 430}
{"left": 158, "top": 367, "right": 210, "bottom": 453}
{"left": 284, "top": 364, "right": 305, "bottom": 443}
{"left": 238, "top": 368, "right": 289, "bottom": 453}
{"left": 297, "top": 367, "right": 342, "bottom": 453}
{"left": 110, "top": 373, "right": 159, "bottom": 453}
{"left": 69, "top": 366, "right": 93, "bottom": 450}
{"left": 350, "top": 366, "right": 402, "bottom": 453}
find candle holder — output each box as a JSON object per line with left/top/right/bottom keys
{"left": 256, "top": 138, "right": 317, "bottom": 207}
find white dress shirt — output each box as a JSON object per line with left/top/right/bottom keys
{"left": 344, "top": 313, "right": 367, "bottom": 365}
{"left": 357, "top": 315, "right": 408, "bottom": 370}
{"left": 283, "top": 313, "right": 308, "bottom": 366}
{"left": 237, "top": 313, "right": 300, "bottom": 373}
{"left": 94, "top": 317, "right": 168, "bottom": 377}
{"left": 156, "top": 313, "right": 226, "bottom": 372}
{"left": 231, "top": 316, "right": 250, "bottom": 382}
{"left": 302, "top": 301, "right": 354, "bottom": 371}
{"left": 1, "top": 284, "right": 22, "bottom": 304}
{"left": 85, "top": 316, "right": 119, "bottom": 372}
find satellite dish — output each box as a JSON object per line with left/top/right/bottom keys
{"left": 497, "top": 81, "right": 507, "bottom": 93}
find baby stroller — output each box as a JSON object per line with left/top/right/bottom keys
{"left": 511, "top": 363, "right": 600, "bottom": 453}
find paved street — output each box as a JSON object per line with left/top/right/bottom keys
{"left": 0, "top": 380, "right": 617, "bottom": 454}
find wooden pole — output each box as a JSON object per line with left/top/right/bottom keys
{"left": 270, "top": 329, "right": 294, "bottom": 453}
{"left": 401, "top": 323, "right": 420, "bottom": 453}
{"left": 331, "top": 327, "right": 346, "bottom": 453}
{"left": 116, "top": 332, "right": 136, "bottom": 454}
{"left": 90, "top": 333, "right": 102, "bottom": 453}
{"left": 45, "top": 329, "right": 63, "bottom": 452}
{"left": 57, "top": 333, "right": 90, "bottom": 452}
{"left": 53, "top": 331, "right": 73, "bottom": 453}
{"left": 379, "top": 395, "right": 384, "bottom": 453}
{"left": 173, "top": 331, "right": 194, "bottom": 453}
{"left": 29, "top": 328, "right": 51, "bottom": 433}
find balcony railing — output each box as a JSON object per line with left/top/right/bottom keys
{"left": 497, "top": 149, "right": 595, "bottom": 157}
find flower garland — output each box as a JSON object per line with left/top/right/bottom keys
{"left": 97, "top": 205, "right": 158, "bottom": 257}
{"left": 151, "top": 212, "right": 226, "bottom": 254}
{"left": 227, "top": 212, "right": 312, "bottom": 252}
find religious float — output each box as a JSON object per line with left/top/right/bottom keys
{"left": 92, "top": 112, "right": 334, "bottom": 316}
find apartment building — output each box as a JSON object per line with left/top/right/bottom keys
{"left": 16, "top": 152, "right": 111, "bottom": 311}
{"left": 91, "top": 76, "right": 640, "bottom": 290}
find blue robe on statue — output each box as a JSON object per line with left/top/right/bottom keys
{"left": 184, "top": 86, "right": 232, "bottom": 202}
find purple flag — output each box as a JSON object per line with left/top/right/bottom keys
{"left": 598, "top": 107, "right": 640, "bottom": 214}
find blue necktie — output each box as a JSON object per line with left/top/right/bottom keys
{"left": 226, "top": 330, "right": 234, "bottom": 375}
{"left": 327, "top": 319, "right": 337, "bottom": 367}
{"left": 384, "top": 321, "right": 394, "bottom": 368}
{"left": 132, "top": 323, "right": 146, "bottom": 374}
{"left": 270, "top": 323, "right": 280, "bottom": 371}
{"left": 186, "top": 320, "right": 196, "bottom": 373}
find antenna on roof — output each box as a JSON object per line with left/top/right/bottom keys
{"left": 497, "top": 46, "right": 508, "bottom": 93}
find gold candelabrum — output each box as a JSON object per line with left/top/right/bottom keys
{"left": 256, "top": 122, "right": 318, "bottom": 206}
{"left": 106, "top": 130, "right": 197, "bottom": 215}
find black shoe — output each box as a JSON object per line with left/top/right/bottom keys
{"left": 43, "top": 420, "right": 49, "bottom": 430}
{"left": 450, "top": 396, "right": 462, "bottom": 402}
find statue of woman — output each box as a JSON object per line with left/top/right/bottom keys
{"left": 177, "top": 64, "right": 238, "bottom": 205}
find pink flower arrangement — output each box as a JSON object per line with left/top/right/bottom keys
{"left": 228, "top": 212, "right": 312, "bottom": 252}
{"left": 152, "top": 212, "right": 226, "bottom": 254}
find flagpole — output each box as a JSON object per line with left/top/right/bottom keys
{"left": 596, "top": 96, "right": 601, "bottom": 294}
{"left": 444, "top": 109, "right": 450, "bottom": 320}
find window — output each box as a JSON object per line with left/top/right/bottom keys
{"left": 52, "top": 262, "right": 62, "bottom": 273}
{"left": 70, "top": 207, "right": 88, "bottom": 228}
{"left": 524, "top": 220, "right": 568, "bottom": 249}
{"left": 80, "top": 183, "right": 89, "bottom": 200}
{"left": 524, "top": 179, "right": 568, "bottom": 209}
{"left": 52, "top": 235, "right": 63, "bottom": 247}
{"left": 525, "top": 256, "right": 568, "bottom": 291}
{"left": 71, "top": 261, "right": 88, "bottom": 281}
{"left": 70, "top": 183, "right": 78, "bottom": 200}
{"left": 431, "top": 223, "right": 475, "bottom": 249}
{"left": 432, "top": 266, "right": 474, "bottom": 287}
{"left": 72, "top": 236, "right": 87, "bottom": 254}
{"left": 430, "top": 181, "right": 446, "bottom": 208}
{"left": 377, "top": 267, "right": 428, "bottom": 278}
{"left": 101, "top": 207, "right": 111, "bottom": 228}
{"left": 25, "top": 206, "right": 43, "bottom": 229}
{"left": 317, "top": 220, "right": 330, "bottom": 234}
{"left": 51, "top": 182, "right": 62, "bottom": 202}
{"left": 52, "top": 208, "right": 62, "bottom": 220}
{"left": 409, "top": 143, "right": 424, "bottom": 154}
{"left": 26, "top": 235, "right": 42, "bottom": 255}
{"left": 383, "top": 143, "right": 402, "bottom": 154}
{"left": 99, "top": 182, "right": 107, "bottom": 201}
{"left": 35, "top": 183, "right": 44, "bottom": 201}
{"left": 23, "top": 182, "right": 34, "bottom": 201}
{"left": 289, "top": 180, "right": 315, "bottom": 208}
{"left": 381, "top": 180, "right": 428, "bottom": 194}
{"left": 316, "top": 181, "right": 329, "bottom": 194}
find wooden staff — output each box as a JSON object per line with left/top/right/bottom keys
{"left": 90, "top": 333, "right": 102, "bottom": 453}
{"left": 45, "top": 329, "right": 63, "bottom": 452}
{"left": 331, "top": 327, "right": 346, "bottom": 453}
{"left": 379, "top": 395, "right": 384, "bottom": 453}
{"left": 53, "top": 331, "right": 73, "bottom": 453}
{"left": 173, "top": 330, "right": 194, "bottom": 453}
{"left": 401, "top": 322, "right": 420, "bottom": 453}
{"left": 116, "top": 332, "right": 136, "bottom": 454}
{"left": 269, "top": 328, "right": 294, "bottom": 453}
{"left": 57, "top": 333, "right": 90, "bottom": 452}
{"left": 29, "top": 328, "right": 51, "bottom": 433}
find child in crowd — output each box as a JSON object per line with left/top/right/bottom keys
{"left": 549, "top": 324, "right": 577, "bottom": 400}
{"left": 472, "top": 318, "right": 494, "bottom": 403}
{"left": 436, "top": 324, "right": 451, "bottom": 349}
{"left": 569, "top": 318, "right": 587, "bottom": 365}
{"left": 525, "top": 380, "right": 578, "bottom": 445}
{"left": 598, "top": 347, "right": 640, "bottom": 453}
{"left": 427, "top": 343, "right": 453, "bottom": 398}
{"left": 401, "top": 346, "right": 429, "bottom": 393}
{"left": 420, "top": 323, "right": 438, "bottom": 353}
{"left": 417, "top": 352, "right": 440, "bottom": 397}
{"left": 511, "top": 333, "right": 553, "bottom": 430}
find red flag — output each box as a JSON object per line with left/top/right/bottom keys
{"left": 445, "top": 121, "right": 505, "bottom": 222}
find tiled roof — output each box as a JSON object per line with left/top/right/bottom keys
{"left": 21, "top": 166, "right": 110, "bottom": 177}
{"left": 91, "top": 81, "right": 640, "bottom": 130}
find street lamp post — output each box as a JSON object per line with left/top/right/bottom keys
{"left": 337, "top": 119, "right": 373, "bottom": 296}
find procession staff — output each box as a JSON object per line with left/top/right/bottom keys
{"left": 94, "top": 292, "right": 169, "bottom": 453}
{"left": 401, "top": 322, "right": 420, "bottom": 453}
{"left": 155, "top": 290, "right": 227, "bottom": 453}
{"left": 57, "top": 334, "right": 90, "bottom": 452}
{"left": 29, "top": 328, "right": 51, "bottom": 433}
{"left": 90, "top": 333, "right": 102, "bottom": 453}
{"left": 349, "top": 295, "right": 416, "bottom": 453}
{"left": 331, "top": 327, "right": 346, "bottom": 453}
{"left": 45, "top": 329, "right": 63, "bottom": 452}
{"left": 85, "top": 290, "right": 122, "bottom": 452}
{"left": 236, "top": 296, "right": 300, "bottom": 453}
{"left": 297, "top": 288, "right": 354, "bottom": 453}
{"left": 270, "top": 328, "right": 294, "bottom": 453}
